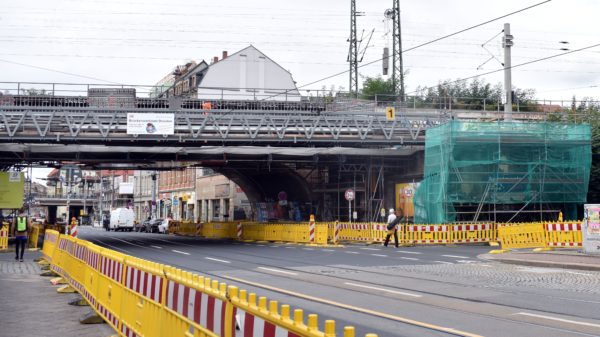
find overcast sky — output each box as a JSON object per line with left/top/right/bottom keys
{"left": 1, "top": 0, "right": 598, "bottom": 102}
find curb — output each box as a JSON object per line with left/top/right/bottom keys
{"left": 480, "top": 254, "right": 600, "bottom": 272}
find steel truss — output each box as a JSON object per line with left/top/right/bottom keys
{"left": 0, "top": 107, "right": 442, "bottom": 146}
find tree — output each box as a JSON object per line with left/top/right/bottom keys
{"left": 360, "top": 76, "right": 395, "bottom": 101}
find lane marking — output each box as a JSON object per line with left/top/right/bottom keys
{"left": 257, "top": 267, "right": 298, "bottom": 275}
{"left": 360, "top": 247, "right": 381, "bottom": 251}
{"left": 154, "top": 238, "right": 195, "bottom": 247}
{"left": 172, "top": 250, "right": 190, "bottom": 255}
{"left": 456, "top": 260, "right": 477, "bottom": 264}
{"left": 222, "top": 275, "right": 483, "bottom": 337}
{"left": 442, "top": 255, "right": 470, "bottom": 259}
{"left": 321, "top": 249, "right": 335, "bottom": 252}
{"left": 434, "top": 261, "right": 454, "bottom": 265}
{"left": 514, "top": 312, "right": 600, "bottom": 328}
{"left": 271, "top": 246, "right": 280, "bottom": 248}
{"left": 344, "top": 282, "right": 422, "bottom": 298}
{"left": 285, "top": 247, "right": 296, "bottom": 249}
{"left": 111, "top": 237, "right": 146, "bottom": 248}
{"left": 150, "top": 245, "right": 163, "bottom": 249}
{"left": 400, "top": 257, "right": 419, "bottom": 261}
{"left": 346, "top": 251, "right": 359, "bottom": 254}
{"left": 89, "top": 239, "right": 131, "bottom": 253}
{"left": 396, "top": 251, "right": 422, "bottom": 255}
{"left": 302, "top": 248, "right": 314, "bottom": 251}
{"left": 205, "top": 257, "right": 231, "bottom": 264}
{"left": 372, "top": 254, "right": 388, "bottom": 257}
{"left": 257, "top": 244, "right": 266, "bottom": 247}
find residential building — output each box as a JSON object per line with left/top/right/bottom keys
{"left": 158, "top": 168, "right": 197, "bottom": 221}
{"left": 133, "top": 171, "right": 158, "bottom": 221}
{"left": 98, "top": 170, "right": 134, "bottom": 219}
{"left": 195, "top": 168, "right": 250, "bottom": 222}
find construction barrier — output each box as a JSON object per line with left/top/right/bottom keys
{"left": 405, "top": 225, "right": 451, "bottom": 244}
{"left": 28, "top": 224, "right": 42, "bottom": 249}
{"left": 497, "top": 223, "right": 546, "bottom": 249}
{"left": 545, "top": 222, "right": 582, "bottom": 247}
{"left": 41, "top": 231, "right": 376, "bottom": 336}
{"left": 0, "top": 224, "right": 8, "bottom": 251}
{"left": 451, "top": 223, "right": 496, "bottom": 244}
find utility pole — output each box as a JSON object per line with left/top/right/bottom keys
{"left": 151, "top": 171, "right": 157, "bottom": 219}
{"left": 503, "top": 23, "right": 513, "bottom": 121}
{"left": 392, "top": 0, "right": 404, "bottom": 101}
{"left": 348, "top": 0, "right": 359, "bottom": 97}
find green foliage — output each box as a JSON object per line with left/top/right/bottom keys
{"left": 360, "top": 76, "right": 395, "bottom": 101}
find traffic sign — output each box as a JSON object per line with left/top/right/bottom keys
{"left": 386, "top": 107, "right": 395, "bottom": 121}
{"left": 344, "top": 189, "right": 355, "bottom": 201}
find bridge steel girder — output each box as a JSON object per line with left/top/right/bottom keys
{"left": 0, "top": 107, "right": 439, "bottom": 147}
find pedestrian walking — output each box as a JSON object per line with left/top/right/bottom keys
{"left": 384, "top": 208, "right": 399, "bottom": 248}
{"left": 14, "top": 211, "right": 29, "bottom": 262}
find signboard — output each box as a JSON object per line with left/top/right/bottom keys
{"left": 583, "top": 204, "right": 600, "bottom": 255}
{"left": 119, "top": 182, "right": 134, "bottom": 194}
{"left": 59, "top": 165, "right": 82, "bottom": 185}
{"left": 215, "top": 184, "right": 230, "bottom": 198}
{"left": 386, "top": 107, "right": 395, "bottom": 121}
{"left": 344, "top": 189, "right": 355, "bottom": 201}
{"left": 127, "top": 113, "right": 174, "bottom": 135}
{"left": 395, "top": 183, "right": 419, "bottom": 218}
{"left": 0, "top": 172, "right": 24, "bottom": 209}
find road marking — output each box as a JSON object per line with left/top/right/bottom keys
{"left": 346, "top": 251, "right": 359, "bottom": 254}
{"left": 456, "top": 260, "right": 477, "bottom": 264}
{"left": 479, "top": 264, "right": 492, "bottom": 267}
{"left": 360, "top": 247, "right": 381, "bottom": 251}
{"left": 396, "top": 250, "right": 422, "bottom": 255}
{"left": 400, "top": 257, "right": 419, "bottom": 261}
{"left": 257, "top": 244, "right": 266, "bottom": 247}
{"left": 111, "top": 237, "right": 146, "bottom": 248}
{"left": 285, "top": 246, "right": 296, "bottom": 249}
{"left": 205, "top": 257, "right": 231, "bottom": 264}
{"left": 344, "top": 282, "right": 422, "bottom": 298}
{"left": 372, "top": 254, "right": 388, "bottom": 257}
{"left": 271, "top": 246, "right": 280, "bottom": 248}
{"left": 155, "top": 238, "right": 195, "bottom": 247}
{"left": 90, "top": 239, "right": 131, "bottom": 253}
{"left": 514, "top": 312, "right": 600, "bottom": 328}
{"left": 171, "top": 250, "right": 190, "bottom": 255}
{"left": 434, "top": 261, "right": 454, "bottom": 265}
{"left": 321, "top": 249, "right": 335, "bottom": 252}
{"left": 222, "top": 275, "right": 482, "bottom": 337}
{"left": 257, "top": 267, "right": 298, "bottom": 275}
{"left": 150, "top": 245, "right": 163, "bottom": 249}
{"left": 442, "top": 254, "right": 470, "bottom": 259}
{"left": 565, "top": 271, "right": 594, "bottom": 276}
{"left": 302, "top": 248, "right": 314, "bottom": 251}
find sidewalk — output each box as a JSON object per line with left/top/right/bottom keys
{"left": 481, "top": 249, "right": 600, "bottom": 271}
{"left": 0, "top": 250, "right": 114, "bottom": 337}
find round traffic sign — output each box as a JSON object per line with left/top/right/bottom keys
{"left": 344, "top": 189, "right": 355, "bottom": 201}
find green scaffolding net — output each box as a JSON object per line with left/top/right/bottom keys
{"left": 414, "top": 121, "right": 591, "bottom": 224}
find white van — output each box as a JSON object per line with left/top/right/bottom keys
{"left": 109, "top": 208, "right": 135, "bottom": 231}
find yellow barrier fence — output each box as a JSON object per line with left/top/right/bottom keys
{"left": 41, "top": 232, "right": 376, "bottom": 336}
{"left": 176, "top": 220, "right": 198, "bottom": 236}
{"left": 41, "top": 229, "right": 59, "bottom": 262}
{"left": 0, "top": 224, "right": 8, "bottom": 251}
{"left": 202, "top": 222, "right": 237, "bottom": 239}
{"left": 497, "top": 223, "right": 546, "bottom": 249}
{"left": 28, "top": 224, "right": 42, "bottom": 249}
{"left": 544, "top": 222, "right": 583, "bottom": 248}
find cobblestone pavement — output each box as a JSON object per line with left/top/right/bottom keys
{"left": 0, "top": 252, "right": 114, "bottom": 337}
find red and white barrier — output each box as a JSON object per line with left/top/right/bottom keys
{"left": 125, "top": 266, "right": 164, "bottom": 303}
{"left": 98, "top": 302, "right": 119, "bottom": 328}
{"left": 235, "top": 309, "right": 301, "bottom": 337}
{"left": 407, "top": 225, "right": 450, "bottom": 244}
{"left": 101, "top": 256, "right": 123, "bottom": 283}
{"left": 166, "top": 280, "right": 228, "bottom": 337}
{"left": 196, "top": 223, "right": 202, "bottom": 236}
{"left": 451, "top": 223, "right": 493, "bottom": 243}
{"left": 237, "top": 222, "right": 243, "bottom": 240}
{"left": 545, "top": 222, "right": 582, "bottom": 247}
{"left": 309, "top": 220, "right": 315, "bottom": 243}
{"left": 121, "top": 323, "right": 139, "bottom": 337}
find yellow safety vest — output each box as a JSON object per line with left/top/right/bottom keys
{"left": 17, "top": 217, "right": 27, "bottom": 232}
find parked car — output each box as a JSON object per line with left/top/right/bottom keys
{"left": 143, "top": 218, "right": 163, "bottom": 233}
{"left": 157, "top": 219, "right": 171, "bottom": 234}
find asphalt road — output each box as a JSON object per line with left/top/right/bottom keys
{"left": 79, "top": 227, "right": 600, "bottom": 337}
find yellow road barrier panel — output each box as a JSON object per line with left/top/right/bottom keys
{"left": 0, "top": 224, "right": 8, "bottom": 251}
{"left": 406, "top": 225, "right": 451, "bottom": 244}
{"left": 496, "top": 222, "right": 546, "bottom": 251}
{"left": 451, "top": 223, "right": 497, "bottom": 245}
{"left": 28, "top": 224, "right": 42, "bottom": 250}
{"left": 544, "top": 222, "right": 582, "bottom": 248}
{"left": 41, "top": 229, "right": 59, "bottom": 263}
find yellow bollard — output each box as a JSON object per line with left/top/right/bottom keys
{"left": 325, "top": 320, "right": 336, "bottom": 337}
{"left": 344, "top": 326, "right": 355, "bottom": 337}
{"left": 308, "top": 314, "right": 318, "bottom": 332}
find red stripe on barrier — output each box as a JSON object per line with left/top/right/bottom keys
{"left": 221, "top": 297, "right": 227, "bottom": 337}
{"left": 182, "top": 286, "right": 190, "bottom": 318}
{"left": 264, "top": 321, "right": 276, "bottom": 337}
{"left": 244, "top": 312, "right": 254, "bottom": 337}
{"left": 173, "top": 281, "right": 179, "bottom": 311}
{"left": 194, "top": 291, "right": 202, "bottom": 324}
{"left": 207, "top": 295, "right": 215, "bottom": 331}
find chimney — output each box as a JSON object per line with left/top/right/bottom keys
{"left": 222, "top": 51, "right": 228, "bottom": 59}
{"left": 212, "top": 56, "right": 218, "bottom": 64}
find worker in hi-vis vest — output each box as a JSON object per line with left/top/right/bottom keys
{"left": 13, "top": 211, "right": 29, "bottom": 262}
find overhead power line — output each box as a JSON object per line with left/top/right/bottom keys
{"left": 295, "top": 0, "right": 552, "bottom": 90}
{"left": 405, "top": 42, "right": 600, "bottom": 95}
{"left": 0, "top": 58, "right": 121, "bottom": 84}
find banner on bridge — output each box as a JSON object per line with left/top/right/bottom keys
{"left": 127, "top": 113, "right": 174, "bottom": 135}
